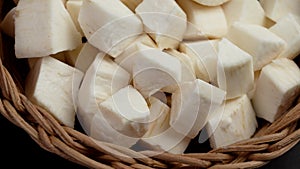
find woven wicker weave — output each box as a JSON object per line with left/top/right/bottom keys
{"left": 1, "top": 0, "right": 300, "bottom": 168}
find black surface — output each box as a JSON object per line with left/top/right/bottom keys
{"left": 0, "top": 114, "right": 299, "bottom": 169}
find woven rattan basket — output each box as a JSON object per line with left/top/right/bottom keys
{"left": 1, "top": 0, "right": 300, "bottom": 168}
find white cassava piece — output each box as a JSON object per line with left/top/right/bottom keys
{"left": 115, "top": 34, "right": 157, "bottom": 73}
{"left": 260, "top": 0, "right": 300, "bottom": 22}
{"left": 78, "top": 0, "right": 143, "bottom": 58}
{"left": 25, "top": 56, "right": 84, "bottom": 128}
{"left": 98, "top": 85, "right": 150, "bottom": 137}
{"left": 226, "top": 22, "right": 286, "bottom": 71}
{"left": 14, "top": 0, "right": 82, "bottom": 58}
{"left": 91, "top": 85, "right": 150, "bottom": 147}
{"left": 217, "top": 38, "right": 254, "bottom": 100}
{"left": 161, "top": 49, "right": 196, "bottom": 93}
{"left": 66, "top": 0, "right": 84, "bottom": 35}
{"left": 177, "top": 0, "right": 228, "bottom": 38}
{"left": 77, "top": 53, "right": 131, "bottom": 134}
{"left": 206, "top": 95, "right": 257, "bottom": 149}
{"left": 179, "top": 40, "right": 219, "bottom": 84}
{"left": 170, "top": 79, "right": 226, "bottom": 139}
{"left": 164, "top": 49, "right": 196, "bottom": 83}
{"left": 135, "top": 0, "right": 187, "bottom": 49}
{"left": 140, "top": 97, "right": 191, "bottom": 154}
{"left": 252, "top": 58, "right": 300, "bottom": 123}
{"left": 132, "top": 47, "right": 182, "bottom": 97}
{"left": 269, "top": 13, "right": 300, "bottom": 60}
{"left": 222, "top": 0, "right": 267, "bottom": 27}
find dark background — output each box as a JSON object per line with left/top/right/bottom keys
{"left": 0, "top": 114, "right": 299, "bottom": 169}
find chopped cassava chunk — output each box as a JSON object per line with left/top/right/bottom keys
{"left": 25, "top": 56, "right": 84, "bottom": 128}
{"left": 135, "top": 0, "right": 187, "bottom": 49}
{"left": 15, "top": 0, "right": 82, "bottom": 58}
{"left": 170, "top": 79, "right": 226, "bottom": 138}
{"left": 90, "top": 85, "right": 150, "bottom": 148}
{"left": 217, "top": 38, "right": 254, "bottom": 100}
{"left": 206, "top": 95, "right": 257, "bottom": 149}
{"left": 252, "top": 58, "right": 300, "bottom": 123}
{"left": 226, "top": 22, "right": 286, "bottom": 71}
{"left": 177, "top": 0, "right": 228, "bottom": 39}
{"left": 269, "top": 14, "right": 300, "bottom": 59}
{"left": 222, "top": 0, "right": 268, "bottom": 27}
{"left": 77, "top": 54, "right": 131, "bottom": 134}
{"left": 78, "top": 0, "right": 143, "bottom": 58}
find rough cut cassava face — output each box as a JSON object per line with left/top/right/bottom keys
{"left": 4, "top": 0, "right": 300, "bottom": 155}
{"left": 14, "top": 0, "right": 82, "bottom": 58}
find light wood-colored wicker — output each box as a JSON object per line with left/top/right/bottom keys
{"left": 0, "top": 0, "right": 299, "bottom": 168}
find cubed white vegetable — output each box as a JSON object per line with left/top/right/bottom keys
{"left": 115, "top": 35, "right": 157, "bottom": 73}
{"left": 25, "top": 56, "right": 84, "bottom": 128}
{"left": 135, "top": 0, "right": 187, "bottom": 49}
{"left": 132, "top": 48, "right": 181, "bottom": 97}
{"left": 222, "top": 0, "right": 268, "bottom": 27}
{"left": 66, "top": 0, "right": 83, "bottom": 35}
{"left": 177, "top": 0, "right": 228, "bottom": 38}
{"left": 164, "top": 49, "right": 196, "bottom": 82}
{"left": 252, "top": 58, "right": 300, "bottom": 123}
{"left": 78, "top": 0, "right": 143, "bottom": 58}
{"left": 226, "top": 22, "right": 286, "bottom": 71}
{"left": 260, "top": 0, "right": 300, "bottom": 22}
{"left": 182, "top": 22, "right": 207, "bottom": 41}
{"left": 179, "top": 40, "right": 219, "bottom": 85}
{"left": 141, "top": 128, "right": 191, "bottom": 154}
{"left": 145, "top": 97, "right": 171, "bottom": 135}
{"left": 217, "top": 38, "right": 254, "bottom": 99}
{"left": 98, "top": 85, "right": 150, "bottom": 137}
{"left": 90, "top": 112, "right": 139, "bottom": 148}
{"left": 269, "top": 13, "right": 300, "bottom": 59}
{"left": 92, "top": 54, "right": 131, "bottom": 103}
{"left": 28, "top": 52, "right": 66, "bottom": 70}
{"left": 15, "top": 0, "right": 82, "bottom": 58}
{"left": 77, "top": 53, "right": 131, "bottom": 134}
{"left": 90, "top": 85, "right": 150, "bottom": 147}
{"left": 206, "top": 95, "right": 257, "bottom": 149}
{"left": 170, "top": 79, "right": 226, "bottom": 138}
{"left": 140, "top": 97, "right": 191, "bottom": 154}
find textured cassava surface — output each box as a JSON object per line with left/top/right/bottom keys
{"left": 0, "top": 0, "right": 299, "bottom": 168}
